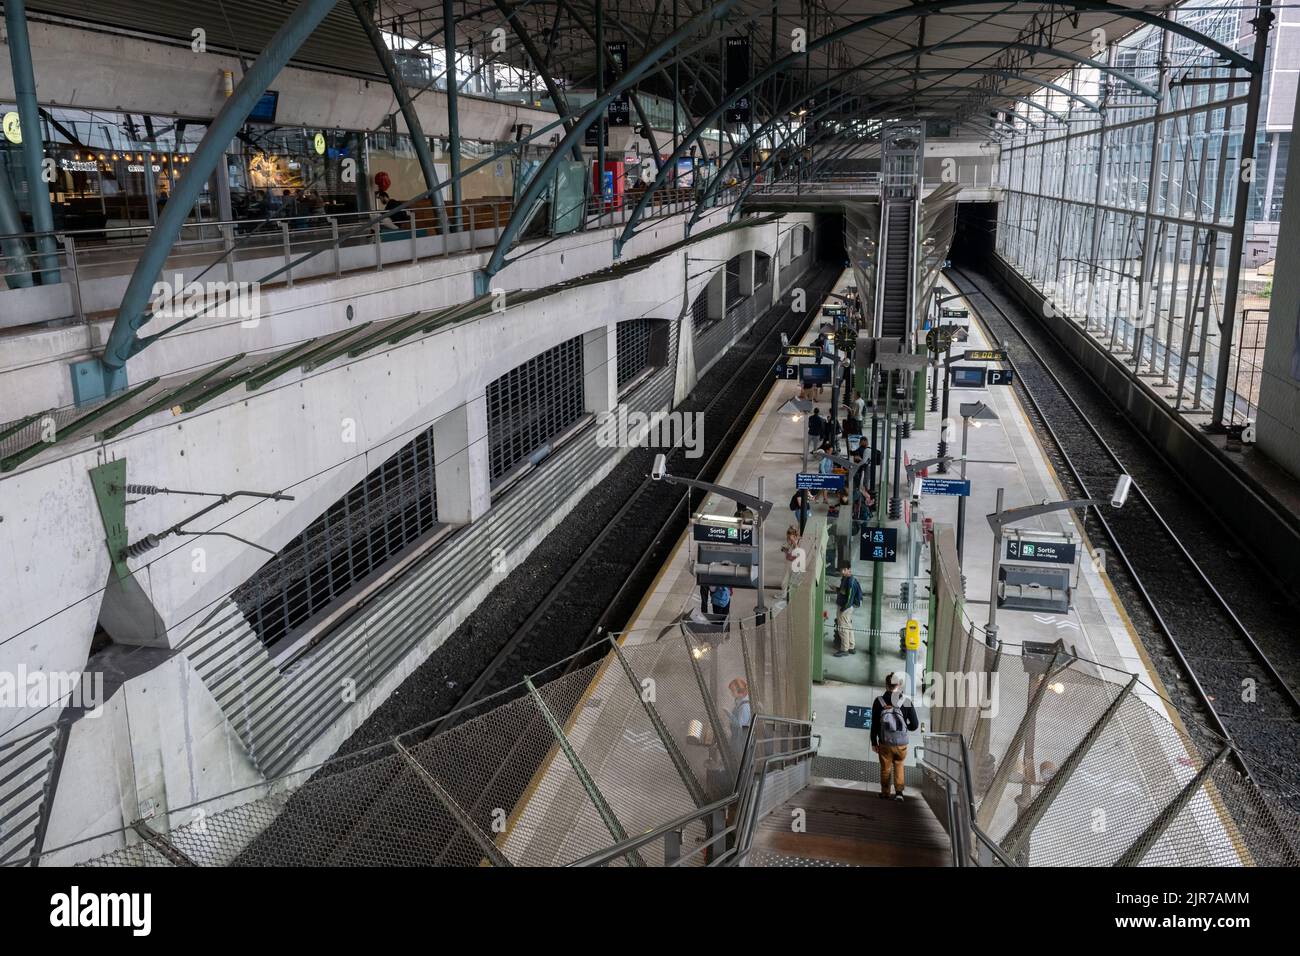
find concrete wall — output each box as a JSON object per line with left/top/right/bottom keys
{"left": 0, "top": 208, "right": 813, "bottom": 861}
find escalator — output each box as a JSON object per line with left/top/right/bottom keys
{"left": 879, "top": 199, "right": 913, "bottom": 340}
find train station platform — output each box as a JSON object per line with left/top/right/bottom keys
{"left": 480, "top": 264, "right": 1268, "bottom": 868}
{"left": 487, "top": 266, "right": 1218, "bottom": 866}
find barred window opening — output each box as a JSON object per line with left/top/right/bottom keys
{"left": 487, "top": 335, "right": 586, "bottom": 484}
{"left": 691, "top": 289, "right": 712, "bottom": 329}
{"left": 617, "top": 318, "right": 655, "bottom": 390}
{"left": 233, "top": 427, "right": 440, "bottom": 651}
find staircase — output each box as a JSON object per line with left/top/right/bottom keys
{"left": 879, "top": 200, "right": 913, "bottom": 341}
{"left": 748, "top": 780, "right": 953, "bottom": 867}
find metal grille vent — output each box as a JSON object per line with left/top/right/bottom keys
{"left": 616, "top": 318, "right": 655, "bottom": 389}
{"left": 691, "top": 288, "right": 711, "bottom": 329}
{"left": 487, "top": 335, "right": 585, "bottom": 483}
{"left": 233, "top": 427, "right": 440, "bottom": 651}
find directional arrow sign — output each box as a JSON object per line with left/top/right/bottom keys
{"left": 1006, "top": 538, "right": 1076, "bottom": 564}
{"left": 860, "top": 526, "right": 898, "bottom": 562}
{"left": 921, "top": 477, "right": 971, "bottom": 496}
{"left": 987, "top": 368, "right": 1015, "bottom": 386}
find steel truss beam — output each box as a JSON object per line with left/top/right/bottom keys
{"left": 477, "top": 0, "right": 746, "bottom": 286}
{"left": 614, "top": 7, "right": 1187, "bottom": 257}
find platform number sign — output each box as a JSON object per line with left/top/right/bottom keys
{"left": 860, "top": 526, "right": 898, "bottom": 562}
{"left": 844, "top": 705, "right": 872, "bottom": 730}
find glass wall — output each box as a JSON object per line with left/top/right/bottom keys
{"left": 993, "top": 0, "right": 1288, "bottom": 428}
{"left": 0, "top": 102, "right": 514, "bottom": 240}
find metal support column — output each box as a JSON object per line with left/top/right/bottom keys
{"left": 1000, "top": 674, "right": 1139, "bottom": 860}
{"left": 4, "top": 0, "right": 60, "bottom": 282}
{"left": 524, "top": 676, "right": 646, "bottom": 866}
{"left": 349, "top": 0, "right": 451, "bottom": 237}
{"left": 444, "top": 0, "right": 464, "bottom": 225}
{"left": 0, "top": 155, "right": 34, "bottom": 288}
{"left": 1213, "top": 1, "right": 1274, "bottom": 429}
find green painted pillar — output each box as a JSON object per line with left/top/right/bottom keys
{"left": 913, "top": 344, "right": 927, "bottom": 430}
{"left": 869, "top": 370, "right": 892, "bottom": 685}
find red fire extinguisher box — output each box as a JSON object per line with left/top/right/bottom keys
{"left": 592, "top": 160, "right": 624, "bottom": 210}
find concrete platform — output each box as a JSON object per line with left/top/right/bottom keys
{"left": 494, "top": 269, "right": 1202, "bottom": 865}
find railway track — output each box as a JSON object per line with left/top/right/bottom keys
{"left": 947, "top": 266, "right": 1300, "bottom": 806}
{"left": 434, "top": 263, "right": 842, "bottom": 729}
{"left": 234, "top": 262, "right": 842, "bottom": 865}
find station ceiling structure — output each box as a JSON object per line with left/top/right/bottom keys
{"left": 11, "top": 0, "right": 1269, "bottom": 403}
{"left": 26, "top": 1, "right": 1253, "bottom": 131}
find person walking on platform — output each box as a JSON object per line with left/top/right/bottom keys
{"left": 833, "top": 564, "right": 863, "bottom": 657}
{"left": 722, "top": 677, "right": 752, "bottom": 761}
{"left": 871, "top": 673, "right": 920, "bottom": 801}
{"left": 790, "top": 488, "right": 812, "bottom": 535}
{"left": 708, "top": 584, "right": 732, "bottom": 621}
{"left": 807, "top": 407, "right": 825, "bottom": 454}
{"left": 816, "top": 448, "right": 837, "bottom": 503}
{"left": 782, "top": 525, "right": 802, "bottom": 564}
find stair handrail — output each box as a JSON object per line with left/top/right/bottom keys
{"left": 920, "top": 731, "right": 1015, "bottom": 866}
{"left": 566, "top": 714, "right": 817, "bottom": 867}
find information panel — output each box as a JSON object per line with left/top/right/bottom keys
{"left": 860, "top": 526, "right": 899, "bottom": 562}
{"left": 796, "top": 472, "right": 846, "bottom": 491}
{"left": 921, "top": 477, "right": 971, "bottom": 496}
{"left": 1006, "top": 538, "right": 1077, "bottom": 564}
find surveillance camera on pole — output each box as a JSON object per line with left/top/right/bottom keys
{"left": 1111, "top": 474, "right": 1132, "bottom": 508}
{"left": 651, "top": 453, "right": 668, "bottom": 481}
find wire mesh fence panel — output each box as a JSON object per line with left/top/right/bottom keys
{"left": 925, "top": 519, "right": 1300, "bottom": 867}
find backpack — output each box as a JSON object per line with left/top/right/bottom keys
{"left": 851, "top": 579, "right": 863, "bottom": 608}
{"left": 877, "top": 696, "right": 909, "bottom": 746}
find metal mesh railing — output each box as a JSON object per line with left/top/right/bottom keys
{"left": 924, "top": 524, "right": 1300, "bottom": 867}
{"left": 44, "top": 595, "right": 811, "bottom": 867}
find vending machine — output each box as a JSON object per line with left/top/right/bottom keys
{"left": 591, "top": 159, "right": 624, "bottom": 210}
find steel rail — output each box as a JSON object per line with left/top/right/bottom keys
{"left": 436, "top": 262, "right": 838, "bottom": 731}
{"left": 948, "top": 266, "right": 1300, "bottom": 788}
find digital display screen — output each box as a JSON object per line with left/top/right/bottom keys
{"left": 247, "top": 90, "right": 279, "bottom": 124}
{"left": 950, "top": 365, "right": 985, "bottom": 388}
{"left": 800, "top": 364, "right": 832, "bottom": 384}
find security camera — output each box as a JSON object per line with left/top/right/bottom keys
{"left": 780, "top": 332, "right": 790, "bottom": 347}
{"left": 1110, "top": 474, "right": 1132, "bottom": 508}
{"left": 651, "top": 453, "right": 668, "bottom": 481}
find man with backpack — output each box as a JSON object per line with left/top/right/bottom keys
{"left": 807, "top": 408, "right": 825, "bottom": 454}
{"left": 871, "top": 673, "right": 920, "bottom": 801}
{"left": 833, "top": 564, "right": 863, "bottom": 657}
